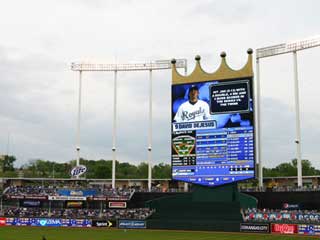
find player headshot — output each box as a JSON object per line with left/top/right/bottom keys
{"left": 174, "top": 85, "right": 211, "bottom": 122}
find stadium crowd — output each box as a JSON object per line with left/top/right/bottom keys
{"left": 242, "top": 208, "right": 320, "bottom": 223}
{"left": 1, "top": 207, "right": 154, "bottom": 220}
{"left": 4, "top": 185, "right": 134, "bottom": 199}
{"left": 4, "top": 186, "right": 57, "bottom": 196}
{"left": 240, "top": 186, "right": 320, "bottom": 192}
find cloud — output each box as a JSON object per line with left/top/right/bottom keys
{"left": 0, "top": 0, "right": 319, "bottom": 171}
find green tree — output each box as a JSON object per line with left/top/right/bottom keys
{"left": 153, "top": 163, "right": 171, "bottom": 179}
{"left": 116, "top": 162, "right": 138, "bottom": 179}
{"left": 263, "top": 159, "right": 320, "bottom": 177}
{"left": 3, "top": 155, "right": 16, "bottom": 172}
{"left": 136, "top": 162, "right": 148, "bottom": 178}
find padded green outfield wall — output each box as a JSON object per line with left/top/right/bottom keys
{"left": 146, "top": 183, "right": 257, "bottom": 231}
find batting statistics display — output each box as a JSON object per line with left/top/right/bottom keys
{"left": 172, "top": 78, "right": 255, "bottom": 187}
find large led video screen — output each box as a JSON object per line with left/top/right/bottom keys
{"left": 171, "top": 78, "right": 255, "bottom": 187}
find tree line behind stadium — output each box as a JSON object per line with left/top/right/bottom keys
{"left": 1, "top": 156, "right": 319, "bottom": 180}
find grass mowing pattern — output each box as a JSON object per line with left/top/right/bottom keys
{"left": 0, "top": 227, "right": 317, "bottom": 240}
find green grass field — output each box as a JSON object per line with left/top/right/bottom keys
{"left": 0, "top": 227, "right": 318, "bottom": 240}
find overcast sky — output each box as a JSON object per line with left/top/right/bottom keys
{"left": 0, "top": 0, "right": 319, "bottom": 169}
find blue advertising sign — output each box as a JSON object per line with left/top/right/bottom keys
{"left": 57, "top": 189, "right": 97, "bottom": 196}
{"left": 118, "top": 220, "right": 146, "bottom": 229}
{"left": 4, "top": 218, "right": 91, "bottom": 227}
{"left": 298, "top": 224, "right": 320, "bottom": 235}
{"left": 172, "top": 78, "right": 255, "bottom": 187}
{"left": 35, "top": 218, "right": 62, "bottom": 227}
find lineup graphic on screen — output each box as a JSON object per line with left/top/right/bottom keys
{"left": 171, "top": 78, "right": 255, "bottom": 187}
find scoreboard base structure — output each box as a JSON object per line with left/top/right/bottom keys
{"left": 146, "top": 183, "right": 257, "bottom": 232}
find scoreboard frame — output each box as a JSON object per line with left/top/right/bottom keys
{"left": 170, "top": 50, "right": 256, "bottom": 188}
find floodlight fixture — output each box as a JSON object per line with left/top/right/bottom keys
{"left": 71, "top": 59, "right": 187, "bottom": 72}
{"left": 256, "top": 35, "right": 320, "bottom": 59}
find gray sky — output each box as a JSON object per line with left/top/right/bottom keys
{"left": 0, "top": 0, "right": 319, "bottom": 168}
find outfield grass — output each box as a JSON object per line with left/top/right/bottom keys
{"left": 0, "top": 227, "right": 318, "bottom": 240}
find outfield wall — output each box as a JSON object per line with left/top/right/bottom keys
{"left": 244, "top": 191, "right": 320, "bottom": 209}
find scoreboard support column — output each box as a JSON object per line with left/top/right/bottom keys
{"left": 112, "top": 70, "right": 118, "bottom": 189}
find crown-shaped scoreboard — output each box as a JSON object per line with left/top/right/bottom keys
{"left": 171, "top": 49, "right": 255, "bottom": 187}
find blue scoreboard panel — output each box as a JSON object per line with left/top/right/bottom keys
{"left": 172, "top": 78, "right": 255, "bottom": 187}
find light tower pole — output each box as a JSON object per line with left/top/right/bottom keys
{"left": 256, "top": 35, "right": 320, "bottom": 188}
{"left": 71, "top": 59, "right": 187, "bottom": 188}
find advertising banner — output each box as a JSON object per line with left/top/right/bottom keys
{"left": 4, "top": 218, "right": 91, "bottom": 227}
{"left": 247, "top": 212, "right": 320, "bottom": 222}
{"left": 5, "top": 195, "right": 47, "bottom": 200}
{"left": 240, "top": 223, "right": 270, "bottom": 233}
{"left": 66, "top": 201, "right": 83, "bottom": 208}
{"left": 48, "top": 196, "right": 86, "bottom": 201}
{"left": 57, "top": 189, "right": 97, "bottom": 197}
{"left": 70, "top": 165, "right": 87, "bottom": 177}
{"left": 108, "top": 202, "right": 127, "bottom": 209}
{"left": 271, "top": 224, "right": 298, "bottom": 234}
{"left": 34, "top": 218, "right": 62, "bottom": 227}
{"left": 0, "top": 218, "right": 6, "bottom": 226}
{"left": 22, "top": 200, "right": 41, "bottom": 207}
{"left": 87, "top": 196, "right": 107, "bottom": 201}
{"left": 298, "top": 224, "right": 320, "bottom": 235}
{"left": 25, "top": 196, "right": 48, "bottom": 200}
{"left": 5, "top": 195, "right": 25, "bottom": 200}
{"left": 92, "top": 220, "right": 115, "bottom": 228}
{"left": 107, "top": 197, "right": 129, "bottom": 201}
{"left": 61, "top": 219, "right": 92, "bottom": 227}
{"left": 118, "top": 220, "right": 146, "bottom": 229}
{"left": 282, "top": 203, "right": 301, "bottom": 210}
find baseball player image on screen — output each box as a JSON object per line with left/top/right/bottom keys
{"left": 174, "top": 85, "right": 211, "bottom": 122}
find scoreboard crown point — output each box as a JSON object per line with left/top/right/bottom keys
{"left": 171, "top": 50, "right": 253, "bottom": 85}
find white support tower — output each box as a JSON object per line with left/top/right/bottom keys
{"left": 71, "top": 59, "right": 187, "bottom": 188}
{"left": 256, "top": 35, "right": 320, "bottom": 188}
{"left": 148, "top": 69, "right": 153, "bottom": 191}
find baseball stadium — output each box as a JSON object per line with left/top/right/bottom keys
{"left": 1, "top": 1, "right": 320, "bottom": 240}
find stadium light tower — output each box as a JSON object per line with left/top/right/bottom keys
{"left": 256, "top": 35, "right": 320, "bottom": 188}
{"left": 71, "top": 59, "right": 187, "bottom": 189}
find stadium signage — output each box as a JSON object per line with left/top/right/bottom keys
{"left": 25, "top": 196, "right": 48, "bottom": 200}
{"left": 48, "top": 196, "right": 86, "bottom": 201}
{"left": 70, "top": 190, "right": 83, "bottom": 196}
{"left": 92, "top": 220, "right": 115, "bottom": 228}
{"left": 107, "top": 197, "right": 129, "bottom": 201}
{"left": 298, "top": 224, "right": 320, "bottom": 235}
{"left": 5, "top": 195, "right": 47, "bottom": 200}
{"left": 248, "top": 212, "right": 320, "bottom": 221}
{"left": 108, "top": 201, "right": 127, "bottom": 209}
{"left": 0, "top": 218, "right": 6, "bottom": 226}
{"left": 118, "top": 220, "right": 146, "bottom": 229}
{"left": 70, "top": 165, "right": 87, "bottom": 177}
{"left": 240, "top": 223, "right": 270, "bottom": 233}
{"left": 282, "top": 203, "right": 300, "bottom": 210}
{"left": 87, "top": 196, "right": 107, "bottom": 201}
{"left": 38, "top": 218, "right": 61, "bottom": 227}
{"left": 271, "top": 224, "right": 298, "bottom": 234}
{"left": 4, "top": 218, "right": 92, "bottom": 227}
{"left": 6, "top": 195, "right": 25, "bottom": 199}
{"left": 22, "top": 200, "right": 41, "bottom": 207}
{"left": 66, "top": 201, "right": 83, "bottom": 208}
